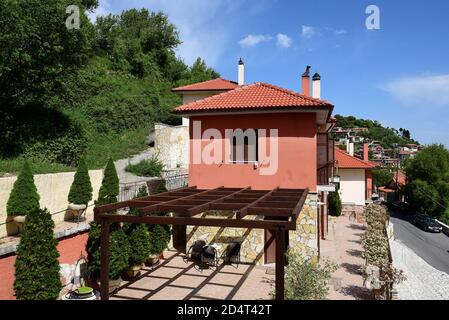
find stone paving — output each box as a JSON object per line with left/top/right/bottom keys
{"left": 321, "top": 215, "right": 371, "bottom": 300}
{"left": 111, "top": 250, "right": 275, "bottom": 300}
{"left": 391, "top": 239, "right": 449, "bottom": 300}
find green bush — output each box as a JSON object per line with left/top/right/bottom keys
{"left": 283, "top": 250, "right": 337, "bottom": 300}
{"left": 149, "top": 224, "right": 170, "bottom": 255}
{"left": 109, "top": 228, "right": 131, "bottom": 280}
{"left": 14, "top": 208, "right": 61, "bottom": 300}
{"left": 127, "top": 224, "right": 151, "bottom": 266}
{"left": 68, "top": 158, "right": 93, "bottom": 205}
{"left": 96, "top": 157, "right": 119, "bottom": 206}
{"left": 7, "top": 160, "right": 40, "bottom": 217}
{"left": 86, "top": 223, "right": 131, "bottom": 280}
{"left": 128, "top": 186, "right": 148, "bottom": 216}
{"left": 328, "top": 190, "right": 342, "bottom": 217}
{"left": 125, "top": 156, "right": 164, "bottom": 177}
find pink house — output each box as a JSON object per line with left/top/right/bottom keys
{"left": 171, "top": 63, "right": 336, "bottom": 263}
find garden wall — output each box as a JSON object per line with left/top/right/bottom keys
{"left": 154, "top": 123, "right": 189, "bottom": 170}
{"left": 0, "top": 231, "right": 88, "bottom": 300}
{"left": 0, "top": 170, "right": 103, "bottom": 237}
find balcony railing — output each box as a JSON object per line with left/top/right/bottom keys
{"left": 317, "top": 161, "right": 337, "bottom": 186}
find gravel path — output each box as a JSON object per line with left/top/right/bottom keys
{"left": 391, "top": 239, "right": 449, "bottom": 300}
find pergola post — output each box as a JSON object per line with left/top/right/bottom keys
{"left": 275, "top": 228, "right": 286, "bottom": 300}
{"left": 100, "top": 219, "right": 110, "bottom": 300}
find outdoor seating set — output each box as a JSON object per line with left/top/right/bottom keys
{"left": 184, "top": 240, "right": 241, "bottom": 269}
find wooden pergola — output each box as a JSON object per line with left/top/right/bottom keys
{"left": 94, "top": 186, "right": 309, "bottom": 300}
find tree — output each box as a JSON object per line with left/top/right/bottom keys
{"left": 404, "top": 144, "right": 449, "bottom": 219}
{"left": 328, "top": 190, "right": 342, "bottom": 217}
{"left": 7, "top": 160, "right": 40, "bottom": 217}
{"left": 68, "top": 158, "right": 93, "bottom": 205}
{"left": 372, "top": 168, "right": 394, "bottom": 188}
{"left": 96, "top": 157, "right": 119, "bottom": 206}
{"left": 0, "top": 0, "right": 94, "bottom": 106}
{"left": 14, "top": 208, "right": 61, "bottom": 300}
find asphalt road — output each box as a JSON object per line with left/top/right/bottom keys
{"left": 390, "top": 210, "right": 449, "bottom": 275}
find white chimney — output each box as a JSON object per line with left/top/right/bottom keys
{"left": 312, "top": 72, "right": 321, "bottom": 99}
{"left": 349, "top": 142, "right": 354, "bottom": 156}
{"left": 238, "top": 58, "right": 244, "bottom": 85}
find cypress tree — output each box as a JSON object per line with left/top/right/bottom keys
{"left": 7, "top": 160, "right": 40, "bottom": 216}
{"left": 14, "top": 208, "right": 61, "bottom": 300}
{"left": 68, "top": 158, "right": 93, "bottom": 205}
{"left": 96, "top": 157, "right": 119, "bottom": 206}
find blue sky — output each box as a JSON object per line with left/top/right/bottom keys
{"left": 90, "top": 0, "right": 449, "bottom": 146}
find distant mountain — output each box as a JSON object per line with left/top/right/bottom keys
{"left": 332, "top": 115, "right": 419, "bottom": 149}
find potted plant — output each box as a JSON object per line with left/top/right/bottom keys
{"left": 67, "top": 158, "right": 93, "bottom": 220}
{"left": 7, "top": 160, "right": 40, "bottom": 231}
{"left": 125, "top": 224, "right": 151, "bottom": 278}
{"left": 86, "top": 223, "right": 130, "bottom": 294}
{"left": 95, "top": 157, "right": 119, "bottom": 206}
{"left": 147, "top": 224, "right": 170, "bottom": 265}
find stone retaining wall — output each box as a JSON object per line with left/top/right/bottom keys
{"left": 154, "top": 123, "right": 189, "bottom": 170}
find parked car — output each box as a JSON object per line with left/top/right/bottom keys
{"left": 412, "top": 214, "right": 443, "bottom": 233}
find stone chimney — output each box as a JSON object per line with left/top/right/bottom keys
{"left": 238, "top": 58, "right": 244, "bottom": 85}
{"left": 312, "top": 72, "right": 321, "bottom": 99}
{"left": 302, "top": 66, "right": 311, "bottom": 97}
{"left": 363, "top": 143, "right": 369, "bottom": 161}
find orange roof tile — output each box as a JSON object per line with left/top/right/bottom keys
{"left": 173, "top": 82, "right": 333, "bottom": 113}
{"left": 172, "top": 78, "right": 238, "bottom": 92}
{"left": 335, "top": 147, "right": 377, "bottom": 169}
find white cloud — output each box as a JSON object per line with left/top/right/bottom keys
{"left": 301, "top": 25, "right": 316, "bottom": 39}
{"left": 276, "top": 33, "right": 292, "bottom": 48}
{"left": 239, "top": 34, "right": 272, "bottom": 48}
{"left": 383, "top": 74, "right": 449, "bottom": 107}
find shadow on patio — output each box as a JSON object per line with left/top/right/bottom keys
{"left": 111, "top": 250, "right": 274, "bottom": 300}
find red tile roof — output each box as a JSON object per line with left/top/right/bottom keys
{"left": 173, "top": 82, "right": 333, "bottom": 113}
{"left": 172, "top": 78, "right": 239, "bottom": 92}
{"left": 335, "top": 148, "right": 377, "bottom": 169}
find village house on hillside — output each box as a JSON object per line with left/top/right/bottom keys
{"left": 166, "top": 62, "right": 337, "bottom": 264}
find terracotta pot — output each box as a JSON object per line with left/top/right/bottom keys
{"left": 146, "top": 254, "right": 160, "bottom": 266}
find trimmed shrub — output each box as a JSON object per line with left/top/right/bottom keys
{"left": 7, "top": 160, "right": 40, "bottom": 216}
{"left": 128, "top": 225, "right": 152, "bottom": 266}
{"left": 125, "top": 156, "right": 164, "bottom": 177}
{"left": 149, "top": 224, "right": 170, "bottom": 255}
{"left": 109, "top": 228, "right": 131, "bottom": 280}
{"left": 328, "top": 190, "right": 342, "bottom": 217}
{"left": 128, "top": 186, "right": 149, "bottom": 216}
{"left": 68, "top": 158, "right": 93, "bottom": 205}
{"left": 86, "top": 223, "right": 131, "bottom": 280}
{"left": 96, "top": 157, "right": 119, "bottom": 206}
{"left": 14, "top": 208, "right": 61, "bottom": 300}
{"left": 283, "top": 250, "right": 337, "bottom": 300}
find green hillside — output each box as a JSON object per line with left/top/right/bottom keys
{"left": 332, "top": 115, "right": 420, "bottom": 149}
{"left": 0, "top": 1, "right": 218, "bottom": 175}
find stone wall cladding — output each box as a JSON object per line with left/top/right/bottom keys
{"left": 186, "top": 193, "right": 318, "bottom": 265}
{"left": 154, "top": 123, "right": 189, "bottom": 170}
{"left": 289, "top": 193, "right": 318, "bottom": 260}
